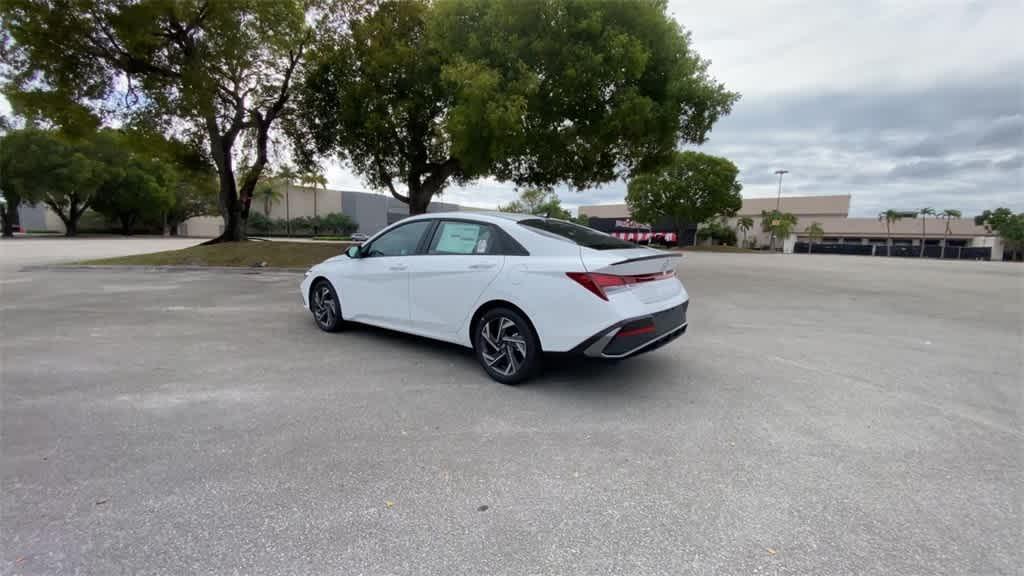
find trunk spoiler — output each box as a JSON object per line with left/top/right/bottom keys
{"left": 608, "top": 252, "right": 682, "bottom": 267}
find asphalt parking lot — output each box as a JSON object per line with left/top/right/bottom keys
{"left": 2, "top": 244, "right": 1021, "bottom": 575}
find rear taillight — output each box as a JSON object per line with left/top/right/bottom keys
{"left": 566, "top": 270, "right": 675, "bottom": 301}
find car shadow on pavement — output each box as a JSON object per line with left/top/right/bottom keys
{"left": 336, "top": 320, "right": 677, "bottom": 396}
{"left": 532, "top": 352, "right": 680, "bottom": 397}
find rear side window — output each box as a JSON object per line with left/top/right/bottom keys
{"left": 519, "top": 218, "right": 636, "bottom": 250}
{"left": 429, "top": 221, "right": 494, "bottom": 255}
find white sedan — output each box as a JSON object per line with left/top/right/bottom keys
{"left": 300, "top": 212, "right": 689, "bottom": 384}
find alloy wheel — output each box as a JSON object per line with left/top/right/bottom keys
{"left": 312, "top": 283, "right": 337, "bottom": 328}
{"left": 479, "top": 316, "right": 528, "bottom": 377}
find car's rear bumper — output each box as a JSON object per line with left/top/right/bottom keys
{"left": 570, "top": 301, "right": 688, "bottom": 358}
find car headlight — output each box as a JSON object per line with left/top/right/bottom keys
{"left": 304, "top": 269, "right": 312, "bottom": 277}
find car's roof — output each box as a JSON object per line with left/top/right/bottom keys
{"left": 404, "top": 210, "right": 538, "bottom": 225}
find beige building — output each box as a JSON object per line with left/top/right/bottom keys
{"left": 15, "top": 183, "right": 466, "bottom": 237}
{"left": 579, "top": 195, "right": 1004, "bottom": 259}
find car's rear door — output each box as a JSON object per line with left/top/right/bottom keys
{"left": 408, "top": 220, "right": 505, "bottom": 336}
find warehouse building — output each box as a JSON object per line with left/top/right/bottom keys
{"left": 177, "top": 186, "right": 463, "bottom": 237}
{"left": 15, "top": 184, "right": 463, "bottom": 237}
{"left": 579, "top": 195, "right": 1005, "bottom": 259}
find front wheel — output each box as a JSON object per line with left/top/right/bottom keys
{"left": 474, "top": 307, "right": 541, "bottom": 385}
{"left": 310, "top": 280, "right": 343, "bottom": 332}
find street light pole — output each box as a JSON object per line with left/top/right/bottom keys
{"left": 774, "top": 169, "right": 788, "bottom": 210}
{"left": 770, "top": 169, "right": 788, "bottom": 250}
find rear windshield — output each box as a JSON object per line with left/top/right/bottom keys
{"left": 519, "top": 218, "right": 636, "bottom": 250}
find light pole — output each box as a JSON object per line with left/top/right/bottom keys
{"left": 769, "top": 169, "right": 788, "bottom": 250}
{"left": 774, "top": 169, "right": 788, "bottom": 210}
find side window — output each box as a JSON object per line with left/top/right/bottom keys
{"left": 364, "top": 221, "right": 433, "bottom": 257}
{"left": 428, "top": 221, "right": 495, "bottom": 255}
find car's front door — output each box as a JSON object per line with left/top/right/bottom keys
{"left": 408, "top": 220, "right": 505, "bottom": 336}
{"left": 338, "top": 220, "right": 434, "bottom": 329}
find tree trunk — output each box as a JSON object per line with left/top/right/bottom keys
{"left": 408, "top": 179, "right": 432, "bottom": 215}
{"left": 221, "top": 207, "right": 244, "bottom": 242}
{"left": 1, "top": 202, "right": 19, "bottom": 237}
{"left": 204, "top": 159, "right": 245, "bottom": 244}
{"left": 920, "top": 219, "right": 926, "bottom": 257}
{"left": 49, "top": 197, "right": 83, "bottom": 237}
{"left": 120, "top": 214, "right": 136, "bottom": 235}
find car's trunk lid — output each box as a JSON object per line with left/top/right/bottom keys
{"left": 580, "top": 247, "right": 681, "bottom": 275}
{"left": 579, "top": 247, "right": 682, "bottom": 304}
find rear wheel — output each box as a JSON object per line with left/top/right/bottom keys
{"left": 474, "top": 307, "right": 541, "bottom": 385}
{"left": 310, "top": 280, "right": 343, "bottom": 332}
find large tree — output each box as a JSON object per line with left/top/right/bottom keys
{"left": 0, "top": 126, "right": 215, "bottom": 236}
{"left": 90, "top": 130, "right": 177, "bottom": 235}
{"left": 0, "top": 128, "right": 103, "bottom": 236}
{"left": 2, "top": 0, "right": 312, "bottom": 241}
{"left": 291, "top": 0, "right": 738, "bottom": 215}
{"left": 498, "top": 189, "right": 572, "bottom": 220}
{"left": 626, "top": 151, "right": 743, "bottom": 245}
{"left": 976, "top": 207, "right": 1024, "bottom": 261}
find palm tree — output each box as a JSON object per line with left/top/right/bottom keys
{"left": 276, "top": 165, "right": 299, "bottom": 236}
{"left": 878, "top": 209, "right": 903, "bottom": 256}
{"left": 918, "top": 207, "right": 935, "bottom": 257}
{"left": 300, "top": 170, "right": 328, "bottom": 219}
{"left": 760, "top": 210, "right": 774, "bottom": 250}
{"left": 804, "top": 221, "right": 824, "bottom": 253}
{"left": 255, "top": 181, "right": 283, "bottom": 217}
{"left": 774, "top": 212, "right": 799, "bottom": 251}
{"left": 761, "top": 210, "right": 798, "bottom": 251}
{"left": 938, "top": 209, "right": 961, "bottom": 258}
{"left": 737, "top": 216, "right": 753, "bottom": 248}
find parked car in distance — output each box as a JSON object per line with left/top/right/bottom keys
{"left": 350, "top": 232, "right": 370, "bottom": 242}
{"left": 301, "top": 212, "right": 689, "bottom": 384}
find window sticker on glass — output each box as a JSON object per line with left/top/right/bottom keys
{"left": 435, "top": 222, "right": 482, "bottom": 254}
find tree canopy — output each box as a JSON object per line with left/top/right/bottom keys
{"left": 760, "top": 209, "right": 799, "bottom": 248}
{"left": 2, "top": 0, "right": 312, "bottom": 241}
{"left": 0, "top": 126, "right": 216, "bottom": 235}
{"left": 626, "top": 150, "right": 742, "bottom": 240}
{"left": 976, "top": 207, "right": 1024, "bottom": 259}
{"left": 0, "top": 128, "right": 103, "bottom": 235}
{"left": 498, "top": 189, "right": 572, "bottom": 220}
{"left": 291, "top": 0, "right": 738, "bottom": 215}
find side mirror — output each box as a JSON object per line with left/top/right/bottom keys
{"left": 345, "top": 245, "right": 361, "bottom": 258}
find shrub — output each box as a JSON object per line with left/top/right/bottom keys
{"left": 697, "top": 221, "right": 737, "bottom": 246}
{"left": 248, "top": 212, "right": 272, "bottom": 234}
{"left": 319, "top": 212, "right": 358, "bottom": 235}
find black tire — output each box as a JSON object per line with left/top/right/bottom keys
{"left": 310, "top": 279, "right": 343, "bottom": 332}
{"left": 473, "top": 307, "right": 541, "bottom": 385}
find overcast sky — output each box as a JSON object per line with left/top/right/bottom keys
{"left": 3, "top": 0, "right": 1019, "bottom": 217}
{"left": 436, "top": 0, "right": 1024, "bottom": 217}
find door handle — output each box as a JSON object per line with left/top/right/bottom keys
{"left": 468, "top": 263, "right": 496, "bottom": 269}
{"left": 389, "top": 265, "right": 408, "bottom": 271}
